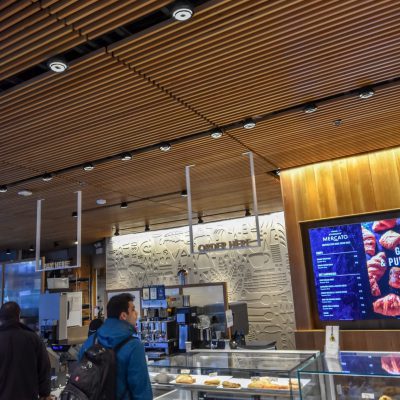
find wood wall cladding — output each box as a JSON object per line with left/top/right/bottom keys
{"left": 106, "top": 213, "right": 296, "bottom": 349}
{"left": 1, "top": 0, "right": 400, "bottom": 251}
{"left": 280, "top": 147, "right": 400, "bottom": 349}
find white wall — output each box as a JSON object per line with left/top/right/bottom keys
{"left": 106, "top": 213, "right": 295, "bottom": 349}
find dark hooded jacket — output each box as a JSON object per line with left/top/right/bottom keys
{"left": 0, "top": 319, "right": 51, "bottom": 399}
{"left": 79, "top": 318, "right": 152, "bottom": 400}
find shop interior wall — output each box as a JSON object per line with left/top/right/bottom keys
{"left": 106, "top": 213, "right": 296, "bottom": 349}
{"left": 281, "top": 147, "right": 400, "bottom": 351}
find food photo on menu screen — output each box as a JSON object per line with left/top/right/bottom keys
{"left": 308, "top": 217, "right": 400, "bottom": 321}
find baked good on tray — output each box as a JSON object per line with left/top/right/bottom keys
{"left": 222, "top": 381, "right": 241, "bottom": 388}
{"left": 176, "top": 374, "right": 196, "bottom": 384}
{"left": 204, "top": 378, "right": 220, "bottom": 386}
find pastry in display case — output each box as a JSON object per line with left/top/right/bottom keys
{"left": 298, "top": 351, "right": 400, "bottom": 400}
{"left": 149, "top": 350, "right": 318, "bottom": 399}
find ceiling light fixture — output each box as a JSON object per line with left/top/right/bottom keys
{"left": 72, "top": 211, "right": 78, "bottom": 218}
{"left": 210, "top": 128, "right": 223, "bottom": 139}
{"left": 0, "top": 185, "right": 8, "bottom": 193}
{"left": 198, "top": 215, "right": 204, "bottom": 224}
{"left": 6, "top": 249, "right": 11, "bottom": 255}
{"left": 171, "top": 1, "right": 194, "bottom": 21}
{"left": 83, "top": 163, "right": 94, "bottom": 171}
{"left": 114, "top": 227, "right": 120, "bottom": 236}
{"left": 181, "top": 190, "right": 188, "bottom": 197}
{"left": 333, "top": 119, "right": 343, "bottom": 127}
{"left": 47, "top": 57, "right": 68, "bottom": 73}
{"left": 29, "top": 245, "right": 34, "bottom": 252}
{"left": 145, "top": 224, "right": 150, "bottom": 232}
{"left": 273, "top": 169, "right": 281, "bottom": 177}
{"left": 96, "top": 199, "right": 107, "bottom": 205}
{"left": 245, "top": 209, "right": 251, "bottom": 217}
{"left": 120, "top": 202, "right": 128, "bottom": 208}
{"left": 359, "top": 86, "right": 375, "bottom": 99}
{"left": 42, "top": 173, "right": 53, "bottom": 182}
{"left": 159, "top": 142, "right": 171, "bottom": 152}
{"left": 74, "top": 239, "right": 78, "bottom": 245}
{"left": 304, "top": 103, "right": 318, "bottom": 114}
{"left": 120, "top": 152, "right": 132, "bottom": 161}
{"left": 243, "top": 118, "right": 256, "bottom": 129}
{"left": 18, "top": 189, "right": 32, "bottom": 196}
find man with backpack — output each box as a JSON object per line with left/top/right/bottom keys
{"left": 66, "top": 293, "right": 152, "bottom": 400}
{"left": 0, "top": 301, "right": 51, "bottom": 400}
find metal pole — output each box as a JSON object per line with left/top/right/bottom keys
{"left": 76, "top": 190, "right": 82, "bottom": 268}
{"left": 185, "top": 165, "right": 195, "bottom": 254}
{"left": 35, "top": 199, "right": 42, "bottom": 271}
{"left": 245, "top": 151, "right": 261, "bottom": 247}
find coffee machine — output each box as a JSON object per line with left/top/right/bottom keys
{"left": 176, "top": 306, "right": 200, "bottom": 351}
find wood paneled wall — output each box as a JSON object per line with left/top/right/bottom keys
{"left": 280, "top": 147, "right": 400, "bottom": 350}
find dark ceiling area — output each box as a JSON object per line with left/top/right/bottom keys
{"left": 0, "top": 0, "right": 399, "bottom": 251}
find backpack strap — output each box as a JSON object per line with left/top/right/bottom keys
{"left": 113, "top": 335, "right": 134, "bottom": 352}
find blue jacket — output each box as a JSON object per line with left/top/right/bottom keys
{"left": 79, "top": 318, "right": 153, "bottom": 400}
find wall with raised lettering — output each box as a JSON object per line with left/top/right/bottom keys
{"left": 106, "top": 213, "right": 295, "bottom": 349}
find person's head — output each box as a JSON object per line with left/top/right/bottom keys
{"left": 107, "top": 293, "right": 137, "bottom": 326}
{"left": 0, "top": 301, "right": 21, "bottom": 322}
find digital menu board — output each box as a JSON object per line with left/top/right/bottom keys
{"left": 308, "top": 218, "right": 400, "bottom": 321}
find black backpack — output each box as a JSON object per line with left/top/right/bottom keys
{"left": 60, "top": 335, "right": 133, "bottom": 400}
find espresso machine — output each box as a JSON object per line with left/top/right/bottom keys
{"left": 176, "top": 306, "right": 200, "bottom": 351}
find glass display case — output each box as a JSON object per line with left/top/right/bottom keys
{"left": 298, "top": 351, "right": 400, "bottom": 400}
{"left": 149, "top": 350, "right": 318, "bottom": 400}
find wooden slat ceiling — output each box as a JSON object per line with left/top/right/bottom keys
{"left": 0, "top": 0, "right": 399, "bottom": 250}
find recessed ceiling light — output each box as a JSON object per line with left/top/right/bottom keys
{"left": 120, "top": 202, "right": 128, "bottom": 208}
{"left": 6, "top": 249, "right": 11, "bottom": 255}
{"left": 0, "top": 185, "right": 8, "bottom": 193}
{"left": 74, "top": 239, "right": 78, "bottom": 245}
{"left": 120, "top": 152, "right": 132, "bottom": 161}
{"left": 18, "top": 189, "right": 32, "bottom": 197}
{"left": 83, "top": 163, "right": 94, "bottom": 171}
{"left": 333, "top": 119, "right": 343, "bottom": 127}
{"left": 172, "top": 1, "right": 194, "bottom": 21}
{"left": 96, "top": 199, "right": 106, "bottom": 205}
{"left": 47, "top": 57, "right": 68, "bottom": 73}
{"left": 359, "top": 87, "right": 375, "bottom": 99}
{"left": 210, "top": 128, "right": 223, "bottom": 139}
{"left": 243, "top": 118, "right": 256, "bottom": 129}
{"left": 160, "top": 142, "right": 171, "bottom": 152}
{"left": 42, "top": 173, "right": 53, "bottom": 182}
{"left": 29, "top": 245, "right": 34, "bottom": 252}
{"left": 72, "top": 211, "right": 78, "bottom": 218}
{"left": 304, "top": 103, "right": 318, "bottom": 114}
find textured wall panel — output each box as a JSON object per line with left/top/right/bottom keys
{"left": 106, "top": 213, "right": 295, "bottom": 349}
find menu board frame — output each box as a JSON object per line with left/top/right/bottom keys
{"left": 300, "top": 208, "right": 400, "bottom": 330}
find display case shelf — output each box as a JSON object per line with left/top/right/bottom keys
{"left": 298, "top": 351, "right": 400, "bottom": 400}
{"left": 149, "top": 350, "right": 318, "bottom": 399}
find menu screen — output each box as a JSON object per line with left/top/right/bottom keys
{"left": 309, "top": 218, "right": 400, "bottom": 320}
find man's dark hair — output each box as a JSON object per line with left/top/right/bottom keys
{"left": 107, "top": 293, "right": 134, "bottom": 319}
{"left": 0, "top": 301, "right": 21, "bottom": 321}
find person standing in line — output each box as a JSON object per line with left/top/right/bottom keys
{"left": 0, "top": 301, "right": 52, "bottom": 400}
{"left": 79, "top": 293, "right": 153, "bottom": 399}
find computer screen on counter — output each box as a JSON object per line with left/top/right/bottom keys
{"left": 302, "top": 211, "right": 400, "bottom": 322}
